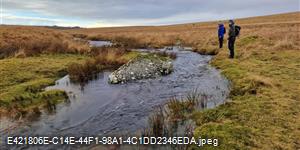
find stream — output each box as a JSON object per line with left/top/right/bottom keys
{"left": 0, "top": 41, "right": 230, "bottom": 150}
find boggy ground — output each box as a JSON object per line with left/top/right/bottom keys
{"left": 0, "top": 27, "right": 139, "bottom": 118}
{"left": 0, "top": 26, "right": 174, "bottom": 119}
{"left": 0, "top": 12, "right": 299, "bottom": 149}
{"left": 0, "top": 51, "right": 141, "bottom": 118}
{"left": 0, "top": 54, "right": 87, "bottom": 118}
{"left": 68, "top": 12, "right": 300, "bottom": 149}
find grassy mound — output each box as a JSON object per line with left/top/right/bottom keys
{"left": 0, "top": 54, "right": 88, "bottom": 118}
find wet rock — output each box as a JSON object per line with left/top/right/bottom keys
{"left": 109, "top": 54, "right": 173, "bottom": 84}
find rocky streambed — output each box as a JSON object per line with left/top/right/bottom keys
{"left": 109, "top": 53, "right": 173, "bottom": 84}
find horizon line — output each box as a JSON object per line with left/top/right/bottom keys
{"left": 1, "top": 11, "right": 299, "bottom": 28}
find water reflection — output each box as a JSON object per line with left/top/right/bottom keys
{"left": 1, "top": 47, "right": 230, "bottom": 150}
{"left": 88, "top": 41, "right": 113, "bottom": 47}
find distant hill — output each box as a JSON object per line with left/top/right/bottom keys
{"left": 45, "top": 25, "right": 81, "bottom": 30}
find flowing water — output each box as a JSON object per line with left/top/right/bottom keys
{"left": 88, "top": 41, "right": 113, "bottom": 47}
{"left": 0, "top": 41, "right": 230, "bottom": 149}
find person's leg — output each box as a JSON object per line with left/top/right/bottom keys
{"left": 228, "top": 37, "right": 232, "bottom": 58}
{"left": 228, "top": 38, "right": 231, "bottom": 51}
{"left": 220, "top": 37, "right": 223, "bottom": 48}
{"left": 231, "top": 37, "right": 236, "bottom": 58}
{"left": 219, "top": 37, "right": 222, "bottom": 48}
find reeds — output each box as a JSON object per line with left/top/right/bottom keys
{"left": 68, "top": 47, "right": 128, "bottom": 82}
{"left": 112, "top": 36, "right": 147, "bottom": 48}
{"left": 153, "top": 51, "right": 177, "bottom": 59}
{"left": 145, "top": 90, "right": 209, "bottom": 137}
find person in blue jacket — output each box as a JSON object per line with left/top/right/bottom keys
{"left": 218, "top": 23, "right": 226, "bottom": 48}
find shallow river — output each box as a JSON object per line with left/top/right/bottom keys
{"left": 0, "top": 42, "right": 230, "bottom": 149}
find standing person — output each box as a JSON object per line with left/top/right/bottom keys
{"left": 228, "top": 20, "right": 236, "bottom": 58}
{"left": 218, "top": 23, "right": 226, "bottom": 48}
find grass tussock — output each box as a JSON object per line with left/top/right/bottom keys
{"left": 166, "top": 92, "right": 208, "bottom": 122}
{"left": 0, "top": 54, "right": 88, "bottom": 118}
{"left": 0, "top": 26, "right": 90, "bottom": 58}
{"left": 1, "top": 12, "right": 300, "bottom": 148}
{"left": 6, "top": 89, "right": 68, "bottom": 119}
{"left": 152, "top": 51, "right": 177, "bottom": 59}
{"left": 144, "top": 91, "right": 208, "bottom": 137}
{"left": 72, "top": 33, "right": 88, "bottom": 39}
{"left": 0, "top": 27, "right": 141, "bottom": 114}
{"left": 194, "top": 17, "right": 299, "bottom": 150}
{"left": 146, "top": 107, "right": 167, "bottom": 137}
{"left": 66, "top": 12, "right": 300, "bottom": 149}
{"left": 68, "top": 47, "right": 137, "bottom": 82}
{"left": 112, "top": 36, "right": 147, "bottom": 48}
{"left": 69, "top": 12, "right": 299, "bottom": 55}
{"left": 86, "top": 34, "right": 108, "bottom": 41}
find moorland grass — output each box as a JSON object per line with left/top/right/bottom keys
{"left": 0, "top": 50, "right": 141, "bottom": 116}
{"left": 67, "top": 12, "right": 300, "bottom": 149}
{"left": 191, "top": 37, "right": 300, "bottom": 149}
{"left": 68, "top": 12, "right": 300, "bottom": 55}
{"left": 0, "top": 12, "right": 299, "bottom": 149}
{"left": 0, "top": 26, "right": 90, "bottom": 58}
{"left": 68, "top": 49, "right": 139, "bottom": 82}
{"left": 0, "top": 54, "right": 88, "bottom": 117}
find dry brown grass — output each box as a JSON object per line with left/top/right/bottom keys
{"left": 0, "top": 26, "right": 90, "bottom": 58}
{"left": 67, "top": 47, "right": 129, "bottom": 82}
{"left": 65, "top": 12, "right": 300, "bottom": 149}
{"left": 1, "top": 12, "right": 299, "bottom": 149}
{"left": 67, "top": 12, "right": 300, "bottom": 55}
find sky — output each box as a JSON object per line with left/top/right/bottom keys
{"left": 1, "top": 0, "right": 299, "bottom": 27}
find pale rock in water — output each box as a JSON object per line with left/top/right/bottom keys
{"left": 108, "top": 54, "right": 173, "bottom": 84}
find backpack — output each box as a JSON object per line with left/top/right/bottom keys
{"left": 235, "top": 25, "right": 241, "bottom": 36}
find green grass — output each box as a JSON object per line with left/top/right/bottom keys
{"left": 0, "top": 51, "right": 141, "bottom": 114}
{"left": 138, "top": 52, "right": 172, "bottom": 61}
{"left": 0, "top": 54, "right": 88, "bottom": 115}
{"left": 119, "top": 51, "right": 140, "bottom": 60}
{"left": 191, "top": 42, "right": 300, "bottom": 149}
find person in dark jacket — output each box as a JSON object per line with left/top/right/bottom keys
{"left": 218, "top": 23, "right": 226, "bottom": 48}
{"left": 228, "top": 20, "right": 236, "bottom": 58}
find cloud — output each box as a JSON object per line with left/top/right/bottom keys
{"left": 2, "top": 0, "right": 299, "bottom": 27}
{"left": 4, "top": 13, "right": 61, "bottom": 22}
{"left": 2, "top": 13, "right": 62, "bottom": 26}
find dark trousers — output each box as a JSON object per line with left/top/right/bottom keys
{"left": 228, "top": 36, "right": 236, "bottom": 58}
{"left": 218, "top": 37, "right": 224, "bottom": 48}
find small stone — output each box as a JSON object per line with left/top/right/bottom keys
{"left": 108, "top": 74, "right": 119, "bottom": 84}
